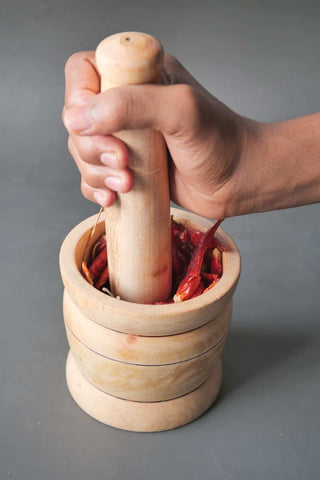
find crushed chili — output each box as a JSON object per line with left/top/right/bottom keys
{"left": 81, "top": 218, "right": 224, "bottom": 303}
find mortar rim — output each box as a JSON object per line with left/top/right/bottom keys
{"left": 59, "top": 208, "right": 241, "bottom": 334}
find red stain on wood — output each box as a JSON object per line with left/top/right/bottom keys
{"left": 126, "top": 334, "right": 138, "bottom": 344}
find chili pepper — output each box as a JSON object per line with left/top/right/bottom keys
{"left": 212, "top": 238, "right": 226, "bottom": 252}
{"left": 95, "top": 266, "right": 109, "bottom": 289}
{"left": 91, "top": 235, "right": 106, "bottom": 261}
{"left": 190, "top": 280, "right": 205, "bottom": 299}
{"left": 204, "top": 240, "right": 225, "bottom": 271}
{"left": 89, "top": 248, "right": 107, "bottom": 280}
{"left": 171, "top": 218, "right": 185, "bottom": 236}
{"left": 179, "top": 241, "right": 194, "bottom": 263}
{"left": 202, "top": 277, "right": 221, "bottom": 294}
{"left": 180, "top": 228, "right": 203, "bottom": 246}
{"left": 81, "top": 261, "right": 94, "bottom": 286}
{"left": 174, "top": 219, "right": 223, "bottom": 302}
{"left": 83, "top": 215, "right": 224, "bottom": 302}
{"left": 171, "top": 222, "right": 187, "bottom": 278}
{"left": 200, "top": 272, "right": 219, "bottom": 284}
{"left": 211, "top": 247, "right": 222, "bottom": 276}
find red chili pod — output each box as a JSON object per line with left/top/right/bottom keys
{"left": 202, "top": 277, "right": 221, "bottom": 294}
{"left": 180, "top": 228, "right": 203, "bottom": 246}
{"left": 91, "top": 235, "right": 107, "bottom": 261}
{"left": 179, "top": 242, "right": 194, "bottom": 263}
{"left": 89, "top": 248, "right": 108, "bottom": 280}
{"left": 171, "top": 222, "right": 187, "bottom": 277}
{"left": 190, "top": 280, "right": 205, "bottom": 299}
{"left": 171, "top": 218, "right": 185, "bottom": 236}
{"left": 211, "top": 248, "right": 222, "bottom": 276}
{"left": 95, "top": 266, "right": 109, "bottom": 289}
{"left": 174, "top": 219, "right": 223, "bottom": 302}
{"left": 200, "top": 272, "right": 219, "bottom": 284}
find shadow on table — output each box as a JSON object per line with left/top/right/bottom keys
{"left": 214, "top": 324, "right": 310, "bottom": 403}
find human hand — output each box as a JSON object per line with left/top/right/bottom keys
{"left": 62, "top": 51, "right": 320, "bottom": 218}
{"left": 62, "top": 50, "right": 258, "bottom": 218}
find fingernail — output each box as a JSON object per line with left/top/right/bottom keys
{"left": 93, "top": 191, "right": 108, "bottom": 206}
{"left": 105, "top": 176, "right": 122, "bottom": 190}
{"left": 64, "top": 106, "right": 93, "bottom": 133}
{"left": 101, "top": 152, "right": 118, "bottom": 168}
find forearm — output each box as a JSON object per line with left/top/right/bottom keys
{"left": 232, "top": 113, "right": 320, "bottom": 215}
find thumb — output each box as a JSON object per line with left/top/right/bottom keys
{"left": 63, "top": 83, "right": 192, "bottom": 136}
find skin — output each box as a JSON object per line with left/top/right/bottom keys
{"left": 62, "top": 51, "right": 320, "bottom": 218}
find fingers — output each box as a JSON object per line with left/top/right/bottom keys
{"left": 81, "top": 178, "right": 115, "bottom": 208}
{"left": 63, "top": 51, "right": 135, "bottom": 205}
{"left": 163, "top": 54, "right": 210, "bottom": 94}
{"left": 64, "top": 51, "right": 100, "bottom": 108}
{"left": 62, "top": 49, "right": 210, "bottom": 209}
{"left": 70, "top": 133, "right": 129, "bottom": 168}
{"left": 62, "top": 49, "right": 204, "bottom": 139}
{"left": 68, "top": 136, "right": 133, "bottom": 206}
{"left": 63, "top": 83, "right": 198, "bottom": 137}
{"left": 63, "top": 49, "right": 206, "bottom": 138}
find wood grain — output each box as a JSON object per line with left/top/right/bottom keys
{"left": 96, "top": 32, "right": 172, "bottom": 303}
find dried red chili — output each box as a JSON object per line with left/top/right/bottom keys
{"left": 202, "top": 277, "right": 220, "bottom": 294}
{"left": 174, "top": 219, "right": 223, "bottom": 302}
{"left": 180, "top": 228, "right": 203, "bottom": 246}
{"left": 95, "top": 266, "right": 109, "bottom": 289}
{"left": 211, "top": 248, "right": 222, "bottom": 276}
{"left": 89, "top": 248, "right": 107, "bottom": 280}
{"left": 91, "top": 235, "right": 106, "bottom": 261}
{"left": 171, "top": 221, "right": 187, "bottom": 278}
{"left": 190, "top": 280, "right": 205, "bottom": 299}
{"left": 179, "top": 241, "right": 194, "bottom": 263}
{"left": 83, "top": 216, "right": 224, "bottom": 303}
{"left": 200, "top": 272, "right": 219, "bottom": 283}
{"left": 171, "top": 218, "right": 185, "bottom": 236}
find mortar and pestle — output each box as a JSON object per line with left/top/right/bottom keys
{"left": 60, "top": 32, "right": 241, "bottom": 432}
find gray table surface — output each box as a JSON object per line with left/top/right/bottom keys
{"left": 1, "top": 1, "right": 319, "bottom": 479}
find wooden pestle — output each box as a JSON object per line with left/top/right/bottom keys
{"left": 95, "top": 32, "right": 172, "bottom": 303}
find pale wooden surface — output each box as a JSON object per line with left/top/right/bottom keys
{"left": 64, "top": 290, "right": 231, "bottom": 401}
{"left": 59, "top": 208, "right": 241, "bottom": 336}
{"left": 66, "top": 351, "right": 223, "bottom": 432}
{"left": 63, "top": 290, "right": 232, "bottom": 364}
{"left": 66, "top": 326, "right": 226, "bottom": 401}
{"left": 60, "top": 208, "right": 240, "bottom": 425}
{"left": 96, "top": 33, "right": 172, "bottom": 303}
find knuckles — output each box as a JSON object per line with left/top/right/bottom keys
{"left": 175, "top": 84, "right": 198, "bottom": 111}
{"left": 101, "top": 88, "right": 131, "bottom": 131}
{"left": 81, "top": 167, "right": 104, "bottom": 190}
{"left": 80, "top": 178, "right": 98, "bottom": 204}
{"left": 64, "top": 51, "right": 92, "bottom": 75}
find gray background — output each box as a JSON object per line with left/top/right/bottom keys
{"left": 1, "top": 0, "right": 319, "bottom": 479}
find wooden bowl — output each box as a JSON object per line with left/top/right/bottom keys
{"left": 59, "top": 208, "right": 241, "bottom": 431}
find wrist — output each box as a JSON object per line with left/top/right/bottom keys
{"left": 227, "top": 114, "right": 320, "bottom": 216}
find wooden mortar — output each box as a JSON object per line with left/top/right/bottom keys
{"left": 60, "top": 208, "right": 241, "bottom": 432}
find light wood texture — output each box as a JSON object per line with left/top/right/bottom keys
{"left": 66, "top": 324, "right": 225, "bottom": 401}
{"left": 66, "top": 351, "right": 223, "bottom": 432}
{"left": 60, "top": 208, "right": 241, "bottom": 336}
{"left": 95, "top": 32, "right": 171, "bottom": 303}
{"left": 59, "top": 208, "right": 241, "bottom": 428}
{"left": 63, "top": 290, "right": 232, "bottom": 365}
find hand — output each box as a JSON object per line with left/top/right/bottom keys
{"left": 62, "top": 52, "right": 320, "bottom": 218}
{"left": 62, "top": 51, "right": 257, "bottom": 218}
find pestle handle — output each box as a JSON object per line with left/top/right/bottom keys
{"left": 95, "top": 32, "right": 172, "bottom": 303}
